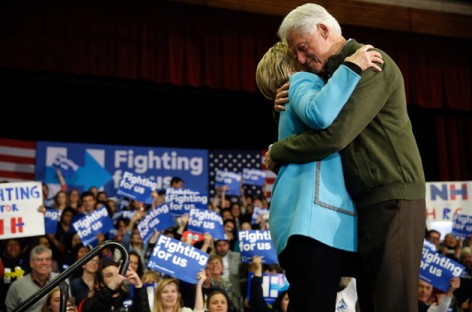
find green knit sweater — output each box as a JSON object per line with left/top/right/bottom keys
{"left": 270, "top": 39, "right": 425, "bottom": 208}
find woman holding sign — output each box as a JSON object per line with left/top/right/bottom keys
{"left": 194, "top": 270, "right": 231, "bottom": 312}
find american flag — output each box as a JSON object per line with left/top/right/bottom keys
{"left": 208, "top": 149, "right": 275, "bottom": 202}
{"left": 260, "top": 149, "right": 276, "bottom": 201}
{"left": 0, "top": 138, "right": 36, "bottom": 182}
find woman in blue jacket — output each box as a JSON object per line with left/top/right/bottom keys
{"left": 255, "top": 40, "right": 382, "bottom": 311}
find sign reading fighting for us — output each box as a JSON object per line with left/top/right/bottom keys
{"left": 137, "top": 203, "right": 175, "bottom": 244}
{"left": 420, "top": 239, "right": 464, "bottom": 292}
{"left": 73, "top": 206, "right": 114, "bottom": 246}
{"left": 0, "top": 181, "right": 44, "bottom": 239}
{"left": 165, "top": 188, "right": 208, "bottom": 216}
{"left": 215, "top": 170, "right": 241, "bottom": 196}
{"left": 239, "top": 230, "right": 278, "bottom": 264}
{"left": 242, "top": 168, "right": 266, "bottom": 187}
{"left": 35, "top": 141, "right": 208, "bottom": 199}
{"left": 147, "top": 235, "right": 209, "bottom": 284}
{"left": 52, "top": 154, "right": 78, "bottom": 178}
{"left": 187, "top": 208, "right": 225, "bottom": 240}
{"left": 452, "top": 213, "right": 472, "bottom": 237}
{"left": 116, "top": 171, "right": 156, "bottom": 204}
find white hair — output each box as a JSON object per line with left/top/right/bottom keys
{"left": 277, "top": 3, "right": 342, "bottom": 40}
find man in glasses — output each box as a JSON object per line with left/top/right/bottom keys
{"left": 5, "top": 245, "right": 68, "bottom": 312}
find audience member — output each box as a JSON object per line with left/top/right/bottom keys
{"left": 70, "top": 255, "right": 100, "bottom": 306}
{"left": 426, "top": 229, "right": 442, "bottom": 251}
{"left": 128, "top": 251, "right": 145, "bottom": 279}
{"left": 248, "top": 256, "right": 288, "bottom": 312}
{"left": 41, "top": 286, "right": 78, "bottom": 312}
{"left": 0, "top": 238, "right": 29, "bottom": 312}
{"left": 81, "top": 259, "right": 149, "bottom": 312}
{"left": 195, "top": 269, "right": 232, "bottom": 312}
{"left": 5, "top": 245, "right": 66, "bottom": 312}
{"left": 439, "top": 233, "right": 462, "bottom": 261}
{"left": 170, "top": 176, "right": 184, "bottom": 189}
{"left": 418, "top": 277, "right": 461, "bottom": 312}
{"left": 151, "top": 277, "right": 192, "bottom": 312}
{"left": 214, "top": 238, "right": 242, "bottom": 310}
{"left": 68, "top": 189, "right": 82, "bottom": 211}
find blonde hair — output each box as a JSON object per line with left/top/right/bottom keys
{"left": 41, "top": 287, "right": 60, "bottom": 312}
{"left": 141, "top": 270, "right": 161, "bottom": 284}
{"left": 152, "top": 278, "right": 182, "bottom": 312}
{"left": 255, "top": 41, "right": 298, "bottom": 100}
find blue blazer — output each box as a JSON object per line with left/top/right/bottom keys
{"left": 269, "top": 67, "right": 360, "bottom": 254}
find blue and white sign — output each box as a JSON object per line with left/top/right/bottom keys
{"left": 52, "top": 154, "right": 79, "bottom": 178}
{"left": 452, "top": 213, "right": 472, "bottom": 238}
{"left": 251, "top": 207, "right": 269, "bottom": 225}
{"left": 215, "top": 170, "right": 241, "bottom": 196}
{"left": 44, "top": 208, "right": 60, "bottom": 234}
{"left": 242, "top": 168, "right": 265, "bottom": 187}
{"left": 137, "top": 203, "right": 176, "bottom": 244}
{"left": 147, "top": 235, "right": 209, "bottom": 284}
{"left": 420, "top": 239, "right": 464, "bottom": 292}
{"left": 116, "top": 171, "right": 156, "bottom": 204}
{"left": 165, "top": 188, "right": 208, "bottom": 216}
{"left": 239, "top": 230, "right": 278, "bottom": 264}
{"left": 187, "top": 208, "right": 225, "bottom": 240}
{"left": 35, "top": 141, "right": 208, "bottom": 198}
{"left": 72, "top": 206, "right": 114, "bottom": 246}
{"left": 112, "top": 210, "right": 136, "bottom": 222}
{"left": 246, "top": 272, "right": 289, "bottom": 305}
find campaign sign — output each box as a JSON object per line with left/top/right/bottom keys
{"left": 112, "top": 210, "right": 136, "bottom": 222}
{"left": 239, "top": 230, "right": 278, "bottom": 264}
{"left": 73, "top": 206, "right": 114, "bottom": 246}
{"left": 215, "top": 170, "right": 241, "bottom": 196}
{"left": 182, "top": 230, "right": 204, "bottom": 245}
{"left": 452, "top": 213, "right": 472, "bottom": 238}
{"left": 187, "top": 208, "right": 225, "bottom": 240}
{"left": 147, "top": 235, "right": 209, "bottom": 284}
{"left": 251, "top": 207, "right": 269, "bottom": 225}
{"left": 35, "top": 141, "right": 208, "bottom": 199}
{"left": 52, "top": 154, "right": 78, "bottom": 178}
{"left": 0, "top": 181, "right": 44, "bottom": 239}
{"left": 242, "top": 168, "right": 265, "bottom": 187}
{"left": 246, "top": 272, "right": 289, "bottom": 305}
{"left": 44, "top": 208, "right": 61, "bottom": 234}
{"left": 420, "top": 239, "right": 464, "bottom": 292}
{"left": 137, "top": 203, "right": 175, "bottom": 244}
{"left": 165, "top": 188, "right": 208, "bottom": 216}
{"left": 116, "top": 171, "right": 156, "bottom": 204}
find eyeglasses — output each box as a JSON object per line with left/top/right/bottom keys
{"left": 32, "top": 257, "right": 52, "bottom": 263}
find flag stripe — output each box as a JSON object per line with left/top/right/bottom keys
{"left": 260, "top": 149, "right": 275, "bottom": 201}
{"left": 0, "top": 154, "right": 36, "bottom": 164}
{"left": 0, "top": 138, "right": 36, "bottom": 182}
{"left": 0, "top": 145, "right": 36, "bottom": 158}
{"left": 0, "top": 138, "right": 36, "bottom": 149}
{"left": 0, "top": 170, "right": 35, "bottom": 180}
{"left": 0, "top": 161, "right": 35, "bottom": 173}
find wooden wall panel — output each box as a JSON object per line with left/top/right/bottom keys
{"left": 167, "top": 0, "right": 472, "bottom": 39}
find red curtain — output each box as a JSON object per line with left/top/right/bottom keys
{"left": 0, "top": 0, "right": 471, "bottom": 180}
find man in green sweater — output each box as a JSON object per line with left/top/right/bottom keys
{"left": 265, "top": 3, "right": 426, "bottom": 312}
